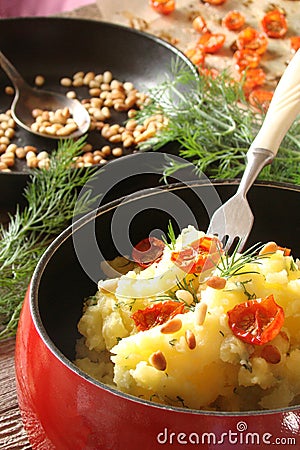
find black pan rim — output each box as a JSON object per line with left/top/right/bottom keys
{"left": 0, "top": 16, "right": 196, "bottom": 177}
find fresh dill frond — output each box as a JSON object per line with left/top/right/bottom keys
{"left": 137, "top": 64, "right": 300, "bottom": 184}
{"left": 0, "top": 137, "right": 100, "bottom": 339}
{"left": 161, "top": 220, "right": 177, "bottom": 250}
{"left": 216, "top": 241, "right": 266, "bottom": 279}
{"left": 236, "top": 280, "right": 256, "bottom": 300}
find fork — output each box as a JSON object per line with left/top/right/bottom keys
{"left": 207, "top": 49, "right": 300, "bottom": 252}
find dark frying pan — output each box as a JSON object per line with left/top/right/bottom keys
{"left": 0, "top": 17, "right": 194, "bottom": 208}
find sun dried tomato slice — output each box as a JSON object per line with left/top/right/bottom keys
{"left": 132, "top": 237, "right": 165, "bottom": 269}
{"left": 171, "top": 236, "right": 222, "bottom": 274}
{"left": 131, "top": 300, "right": 185, "bottom": 331}
{"left": 248, "top": 89, "right": 274, "bottom": 112}
{"left": 277, "top": 246, "right": 291, "bottom": 256}
{"left": 290, "top": 36, "right": 300, "bottom": 53}
{"left": 222, "top": 10, "right": 245, "bottom": 31}
{"left": 149, "top": 0, "right": 175, "bottom": 15}
{"left": 202, "top": 0, "right": 226, "bottom": 4}
{"left": 185, "top": 46, "right": 206, "bottom": 67}
{"left": 197, "top": 32, "right": 226, "bottom": 54}
{"left": 241, "top": 67, "right": 266, "bottom": 92}
{"left": 192, "top": 15, "right": 209, "bottom": 34}
{"left": 261, "top": 9, "right": 288, "bottom": 39}
{"left": 227, "top": 294, "right": 285, "bottom": 346}
{"left": 236, "top": 27, "right": 268, "bottom": 55}
{"left": 233, "top": 49, "right": 261, "bottom": 71}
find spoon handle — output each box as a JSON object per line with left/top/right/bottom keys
{"left": 0, "top": 50, "right": 27, "bottom": 90}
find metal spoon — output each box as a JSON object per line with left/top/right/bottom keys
{"left": 0, "top": 50, "right": 90, "bottom": 139}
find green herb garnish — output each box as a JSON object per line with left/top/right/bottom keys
{"left": 0, "top": 137, "right": 99, "bottom": 339}
{"left": 137, "top": 62, "right": 300, "bottom": 184}
{"left": 216, "top": 241, "right": 266, "bottom": 279}
{"left": 236, "top": 280, "right": 256, "bottom": 300}
{"left": 161, "top": 220, "right": 177, "bottom": 250}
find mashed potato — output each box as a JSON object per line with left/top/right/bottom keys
{"left": 75, "top": 226, "right": 300, "bottom": 411}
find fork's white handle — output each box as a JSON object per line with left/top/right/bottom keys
{"left": 250, "top": 49, "right": 300, "bottom": 156}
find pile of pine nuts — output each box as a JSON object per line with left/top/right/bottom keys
{"left": 30, "top": 107, "right": 79, "bottom": 137}
{"left": 0, "top": 69, "right": 168, "bottom": 172}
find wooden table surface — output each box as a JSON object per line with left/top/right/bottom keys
{"left": 0, "top": 338, "right": 31, "bottom": 449}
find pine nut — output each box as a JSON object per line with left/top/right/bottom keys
{"left": 1, "top": 152, "right": 14, "bottom": 167}
{"left": 101, "top": 145, "right": 111, "bottom": 156}
{"left": 83, "top": 71, "right": 95, "bottom": 85}
{"left": 123, "top": 81, "right": 134, "bottom": 92}
{"left": 194, "top": 302, "right": 207, "bottom": 326}
{"left": 35, "top": 75, "right": 45, "bottom": 86}
{"left": 0, "top": 113, "right": 10, "bottom": 121}
{"left": 26, "top": 151, "right": 36, "bottom": 160}
{"left": 5, "top": 128, "right": 15, "bottom": 139}
{"left": 101, "top": 106, "right": 111, "bottom": 119}
{"left": 123, "top": 136, "right": 134, "bottom": 148}
{"left": 93, "top": 155, "right": 103, "bottom": 164}
{"left": 15, "top": 147, "right": 26, "bottom": 159}
{"left": 24, "top": 145, "right": 37, "bottom": 154}
{"left": 72, "top": 77, "right": 84, "bottom": 87}
{"left": 134, "top": 128, "right": 156, "bottom": 143}
{"left": 109, "top": 134, "right": 122, "bottom": 144}
{"left": 185, "top": 329, "right": 196, "bottom": 349}
{"left": 261, "top": 345, "right": 281, "bottom": 364}
{"left": 5, "top": 86, "right": 14, "bottom": 95}
{"left": 56, "top": 123, "right": 78, "bottom": 136}
{"left": 103, "top": 71, "right": 113, "bottom": 84}
{"left": 160, "top": 318, "right": 182, "bottom": 334}
{"left": 26, "top": 155, "right": 38, "bottom": 168}
{"left": 82, "top": 143, "right": 93, "bottom": 153}
{"left": 37, "top": 151, "right": 49, "bottom": 161}
{"left": 73, "top": 71, "right": 84, "bottom": 79}
{"left": 112, "top": 147, "right": 123, "bottom": 157}
{"left": 0, "top": 136, "right": 10, "bottom": 145}
{"left": 101, "top": 82, "right": 111, "bottom": 91}
{"left": 66, "top": 91, "right": 77, "bottom": 99}
{"left": 110, "top": 80, "right": 123, "bottom": 90}
{"left": 0, "top": 144, "right": 6, "bottom": 154}
{"left": 175, "top": 289, "right": 194, "bottom": 305}
{"left": 0, "top": 161, "right": 8, "bottom": 170}
{"left": 6, "top": 143, "right": 17, "bottom": 153}
{"left": 38, "top": 158, "right": 50, "bottom": 169}
{"left": 149, "top": 350, "right": 167, "bottom": 371}
{"left": 206, "top": 276, "right": 226, "bottom": 290}
{"left": 83, "top": 152, "right": 94, "bottom": 164}
{"left": 89, "top": 88, "right": 101, "bottom": 97}
{"left": 60, "top": 77, "right": 72, "bottom": 87}
{"left": 128, "top": 109, "right": 137, "bottom": 118}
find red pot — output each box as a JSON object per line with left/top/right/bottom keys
{"left": 15, "top": 181, "right": 300, "bottom": 449}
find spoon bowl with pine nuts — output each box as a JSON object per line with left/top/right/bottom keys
{"left": 0, "top": 50, "right": 90, "bottom": 139}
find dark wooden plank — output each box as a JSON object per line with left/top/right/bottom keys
{"left": 0, "top": 338, "right": 31, "bottom": 449}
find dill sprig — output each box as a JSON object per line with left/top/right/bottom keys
{"left": 137, "top": 63, "right": 300, "bottom": 183}
{"left": 161, "top": 220, "right": 177, "bottom": 250}
{"left": 157, "top": 275, "right": 199, "bottom": 310}
{"left": 216, "top": 241, "right": 266, "bottom": 279}
{"left": 0, "top": 137, "right": 99, "bottom": 339}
